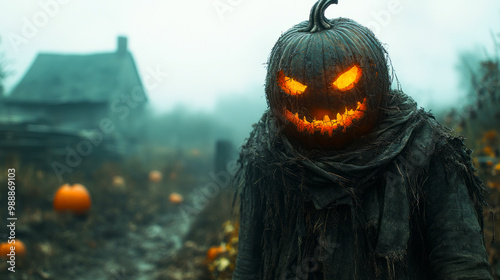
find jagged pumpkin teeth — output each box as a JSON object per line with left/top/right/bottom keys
{"left": 284, "top": 96, "right": 369, "bottom": 135}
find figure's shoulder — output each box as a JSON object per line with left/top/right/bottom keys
{"left": 403, "top": 103, "right": 467, "bottom": 155}
{"left": 417, "top": 113, "right": 488, "bottom": 205}
{"left": 421, "top": 114, "right": 470, "bottom": 157}
{"left": 238, "top": 110, "right": 282, "bottom": 175}
{"left": 387, "top": 100, "right": 475, "bottom": 177}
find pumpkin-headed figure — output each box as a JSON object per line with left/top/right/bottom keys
{"left": 267, "top": 0, "right": 389, "bottom": 148}
{"left": 234, "top": 0, "right": 493, "bottom": 279}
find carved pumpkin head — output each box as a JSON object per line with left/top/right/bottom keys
{"left": 266, "top": 0, "right": 390, "bottom": 149}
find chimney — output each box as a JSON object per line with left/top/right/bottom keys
{"left": 117, "top": 36, "right": 128, "bottom": 55}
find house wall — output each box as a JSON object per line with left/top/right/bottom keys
{"left": 50, "top": 103, "right": 109, "bottom": 130}
{"left": 1, "top": 102, "right": 107, "bottom": 129}
{"left": 106, "top": 53, "right": 149, "bottom": 148}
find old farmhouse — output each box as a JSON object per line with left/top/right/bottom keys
{"left": 0, "top": 37, "right": 148, "bottom": 165}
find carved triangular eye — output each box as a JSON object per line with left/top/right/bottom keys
{"left": 278, "top": 70, "right": 307, "bottom": 95}
{"left": 332, "top": 65, "right": 362, "bottom": 91}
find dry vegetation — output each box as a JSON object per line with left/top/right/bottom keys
{"left": 0, "top": 146, "right": 237, "bottom": 280}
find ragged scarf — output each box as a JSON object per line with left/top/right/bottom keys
{"left": 236, "top": 90, "right": 487, "bottom": 279}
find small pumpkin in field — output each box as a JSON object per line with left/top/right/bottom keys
{"left": 207, "top": 245, "right": 227, "bottom": 261}
{"left": 0, "top": 239, "right": 26, "bottom": 258}
{"left": 112, "top": 175, "right": 126, "bottom": 188}
{"left": 53, "top": 184, "right": 91, "bottom": 215}
{"left": 266, "top": 0, "right": 390, "bottom": 148}
{"left": 149, "top": 170, "right": 163, "bottom": 183}
{"left": 169, "top": 192, "right": 184, "bottom": 204}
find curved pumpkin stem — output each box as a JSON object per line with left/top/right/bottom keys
{"left": 304, "top": 0, "right": 338, "bottom": 33}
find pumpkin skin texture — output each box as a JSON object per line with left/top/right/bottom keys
{"left": 53, "top": 184, "right": 92, "bottom": 215}
{"left": 266, "top": 0, "right": 390, "bottom": 149}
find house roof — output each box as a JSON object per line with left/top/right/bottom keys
{"left": 7, "top": 38, "right": 147, "bottom": 104}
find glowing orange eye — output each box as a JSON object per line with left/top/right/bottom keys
{"left": 278, "top": 70, "right": 307, "bottom": 95}
{"left": 332, "top": 65, "right": 362, "bottom": 91}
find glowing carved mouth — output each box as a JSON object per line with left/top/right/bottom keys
{"left": 285, "top": 98, "right": 367, "bottom": 136}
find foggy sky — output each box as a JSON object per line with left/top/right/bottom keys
{"left": 0, "top": 0, "right": 499, "bottom": 114}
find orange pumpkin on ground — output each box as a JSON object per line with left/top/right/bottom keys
{"left": 494, "top": 163, "right": 500, "bottom": 171}
{"left": 112, "top": 175, "right": 126, "bottom": 187}
{"left": 53, "top": 184, "right": 92, "bottom": 214}
{"left": 207, "top": 245, "right": 226, "bottom": 261}
{"left": 169, "top": 192, "right": 184, "bottom": 204}
{"left": 0, "top": 240, "right": 26, "bottom": 258}
{"left": 149, "top": 170, "right": 163, "bottom": 183}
